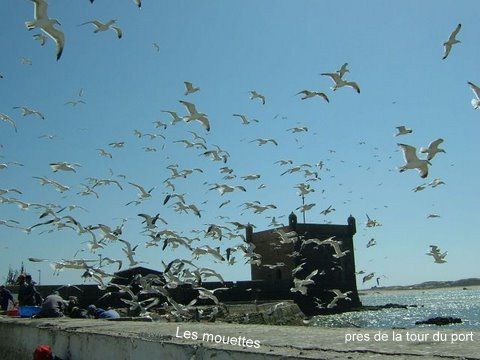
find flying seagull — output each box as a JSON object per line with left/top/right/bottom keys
{"left": 80, "top": 19, "right": 122, "bottom": 39}
{"left": 249, "top": 90, "right": 266, "bottom": 105}
{"left": 13, "top": 106, "right": 44, "bottom": 120}
{"left": 179, "top": 101, "right": 210, "bottom": 131}
{"left": 394, "top": 126, "right": 412, "bottom": 136}
{"left": 420, "top": 138, "right": 445, "bottom": 161}
{"left": 336, "top": 63, "right": 350, "bottom": 78}
{"left": 296, "top": 90, "right": 329, "bottom": 102}
{"left": 25, "top": 0, "right": 65, "bottom": 60}
{"left": 467, "top": 82, "right": 480, "bottom": 109}
{"left": 397, "top": 143, "right": 430, "bottom": 178}
{"left": 184, "top": 82, "right": 200, "bottom": 95}
{"left": 0, "top": 113, "right": 17, "bottom": 132}
{"left": 442, "top": 24, "right": 461, "bottom": 60}
{"left": 321, "top": 72, "right": 360, "bottom": 93}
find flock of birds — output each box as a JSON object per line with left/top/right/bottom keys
{"left": 0, "top": 1, "right": 477, "bottom": 320}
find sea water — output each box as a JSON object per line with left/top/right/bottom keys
{"left": 310, "top": 287, "right": 480, "bottom": 329}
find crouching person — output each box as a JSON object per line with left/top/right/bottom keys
{"left": 34, "top": 292, "right": 67, "bottom": 318}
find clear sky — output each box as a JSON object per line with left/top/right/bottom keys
{"left": 0, "top": 0, "right": 479, "bottom": 288}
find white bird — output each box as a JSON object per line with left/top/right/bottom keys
{"left": 152, "top": 42, "right": 160, "bottom": 52}
{"left": 442, "top": 24, "right": 461, "bottom": 60}
{"left": 0, "top": 113, "right": 17, "bottom": 132}
{"left": 233, "top": 114, "right": 258, "bottom": 125}
{"left": 291, "top": 270, "right": 318, "bottom": 295}
{"left": 327, "top": 289, "right": 352, "bottom": 308}
{"left": 296, "top": 90, "right": 329, "bottom": 102}
{"left": 320, "top": 205, "right": 335, "bottom": 216}
{"left": 118, "top": 239, "right": 141, "bottom": 268}
{"left": 184, "top": 81, "right": 200, "bottom": 95}
{"left": 287, "top": 126, "right": 308, "bottom": 133}
{"left": 25, "top": 0, "right": 65, "bottom": 60}
{"left": 64, "top": 99, "right": 86, "bottom": 106}
{"left": 249, "top": 90, "right": 266, "bottom": 105}
{"left": 428, "top": 178, "right": 446, "bottom": 188}
{"left": 397, "top": 143, "right": 430, "bottom": 178}
{"left": 366, "top": 238, "right": 376, "bottom": 248}
{"left": 420, "top": 138, "right": 446, "bottom": 161}
{"left": 362, "top": 272, "right": 375, "bottom": 283}
{"left": 128, "top": 182, "right": 154, "bottom": 201}
{"left": 179, "top": 101, "right": 210, "bottom": 131}
{"left": 321, "top": 72, "right": 360, "bottom": 93}
{"left": 80, "top": 19, "right": 122, "bottom": 39}
{"left": 162, "top": 110, "right": 183, "bottom": 125}
{"left": 365, "top": 214, "right": 381, "bottom": 228}
{"left": 467, "top": 81, "right": 480, "bottom": 109}
{"left": 13, "top": 106, "right": 44, "bottom": 120}
{"left": 395, "top": 126, "right": 412, "bottom": 136}
{"left": 250, "top": 138, "right": 278, "bottom": 146}
{"left": 50, "top": 162, "right": 81, "bottom": 172}
{"left": 209, "top": 183, "right": 246, "bottom": 196}
{"left": 426, "top": 245, "right": 447, "bottom": 263}
{"left": 96, "top": 148, "right": 112, "bottom": 158}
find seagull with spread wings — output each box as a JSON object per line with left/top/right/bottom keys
{"left": 184, "top": 81, "right": 200, "bottom": 95}
{"left": 179, "top": 100, "right": 210, "bottom": 131}
{"left": 467, "top": 81, "right": 480, "bottom": 109}
{"left": 442, "top": 24, "right": 461, "bottom": 60}
{"left": 25, "top": 0, "right": 65, "bottom": 60}
{"left": 80, "top": 19, "right": 122, "bottom": 39}
{"left": 0, "top": 113, "right": 17, "bottom": 132}
{"left": 321, "top": 72, "right": 360, "bottom": 93}
{"left": 420, "top": 138, "right": 445, "bottom": 161}
{"left": 249, "top": 90, "right": 266, "bottom": 105}
{"left": 296, "top": 90, "right": 329, "bottom": 102}
{"left": 13, "top": 106, "right": 44, "bottom": 120}
{"left": 397, "top": 143, "right": 430, "bottom": 178}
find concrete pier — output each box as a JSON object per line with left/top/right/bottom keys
{"left": 0, "top": 317, "right": 478, "bottom": 359}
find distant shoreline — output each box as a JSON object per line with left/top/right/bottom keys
{"left": 360, "top": 278, "right": 480, "bottom": 293}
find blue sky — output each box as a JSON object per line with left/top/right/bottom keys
{"left": 0, "top": 0, "right": 479, "bottom": 288}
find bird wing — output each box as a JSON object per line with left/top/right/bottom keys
{"left": 442, "top": 43, "right": 452, "bottom": 60}
{"left": 398, "top": 143, "right": 420, "bottom": 163}
{"left": 319, "top": 93, "right": 329, "bottom": 102}
{"left": 196, "top": 116, "right": 210, "bottom": 131}
{"left": 450, "top": 23, "right": 461, "bottom": 40}
{"left": 111, "top": 26, "right": 122, "bottom": 38}
{"left": 346, "top": 81, "right": 360, "bottom": 93}
{"left": 33, "top": 0, "right": 48, "bottom": 20}
{"left": 41, "top": 23, "right": 65, "bottom": 60}
{"left": 80, "top": 20, "right": 102, "bottom": 27}
{"left": 417, "top": 162, "right": 429, "bottom": 178}
{"left": 321, "top": 72, "right": 341, "bottom": 83}
{"left": 468, "top": 82, "right": 480, "bottom": 100}
{"left": 128, "top": 182, "right": 146, "bottom": 194}
{"left": 428, "top": 138, "right": 444, "bottom": 150}
{"left": 179, "top": 100, "right": 197, "bottom": 115}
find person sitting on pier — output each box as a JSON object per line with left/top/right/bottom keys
{"left": 0, "top": 285, "right": 14, "bottom": 311}
{"left": 34, "top": 292, "right": 67, "bottom": 318}
{"left": 87, "top": 304, "right": 120, "bottom": 319}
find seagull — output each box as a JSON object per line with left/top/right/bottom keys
{"left": 96, "top": 148, "right": 112, "bottom": 158}
{"left": 287, "top": 126, "right": 308, "bottom": 133}
{"left": 395, "top": 126, "right": 412, "bottom": 136}
{"left": 249, "top": 90, "right": 266, "bottom": 105}
{"left": 291, "top": 270, "right": 318, "bottom": 295}
{"left": 412, "top": 184, "right": 427, "bottom": 192}
{"left": 426, "top": 245, "right": 447, "bottom": 263}
{"left": 128, "top": 181, "right": 155, "bottom": 200}
{"left": 79, "top": 19, "right": 122, "bottom": 39}
{"left": 250, "top": 138, "right": 278, "bottom": 146}
{"left": 321, "top": 72, "right": 360, "bottom": 93}
{"left": 420, "top": 139, "right": 446, "bottom": 161}
{"left": 50, "top": 162, "right": 81, "bottom": 172}
{"left": 0, "top": 113, "right": 17, "bottom": 132}
{"left": 442, "top": 24, "right": 461, "bottom": 60}
{"left": 336, "top": 63, "right": 350, "bottom": 78}
{"left": 179, "top": 101, "right": 210, "bottom": 131}
{"left": 365, "top": 214, "right": 381, "bottom": 227}
{"left": 162, "top": 110, "right": 183, "bottom": 125}
{"left": 64, "top": 99, "right": 86, "bottom": 106}
{"left": 152, "top": 42, "right": 160, "bottom": 52}
{"left": 428, "top": 178, "right": 446, "bottom": 188}
{"left": 13, "top": 106, "right": 44, "bottom": 120}
{"left": 397, "top": 143, "right": 430, "bottom": 178}
{"left": 320, "top": 205, "right": 335, "bottom": 216}
{"left": 366, "top": 238, "right": 376, "bottom": 248}
{"left": 233, "top": 114, "right": 258, "bottom": 125}
{"left": 184, "top": 81, "right": 200, "bottom": 95}
{"left": 427, "top": 213, "right": 441, "bottom": 219}
{"left": 25, "top": 0, "right": 65, "bottom": 60}
{"left": 468, "top": 81, "right": 480, "bottom": 109}
{"left": 327, "top": 289, "right": 352, "bottom": 308}
{"left": 362, "top": 272, "right": 375, "bottom": 283}
{"left": 296, "top": 90, "right": 329, "bottom": 102}
{"left": 21, "top": 57, "right": 33, "bottom": 65}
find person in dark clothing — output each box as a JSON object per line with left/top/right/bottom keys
{"left": 87, "top": 304, "right": 120, "bottom": 319}
{"left": 34, "top": 293, "right": 67, "bottom": 318}
{"left": 18, "top": 274, "right": 42, "bottom": 306}
{"left": 0, "top": 285, "right": 14, "bottom": 311}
